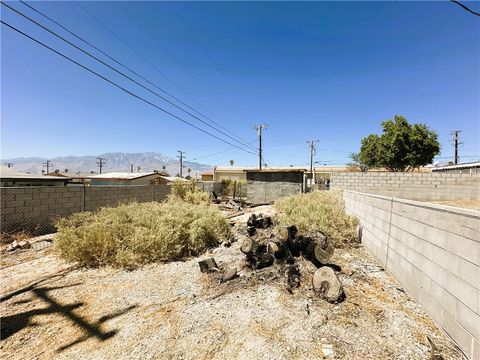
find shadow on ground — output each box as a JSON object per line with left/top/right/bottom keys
{"left": 1, "top": 275, "right": 136, "bottom": 352}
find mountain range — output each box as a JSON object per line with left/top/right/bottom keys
{"left": 1, "top": 152, "right": 212, "bottom": 177}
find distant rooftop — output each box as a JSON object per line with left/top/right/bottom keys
{"left": 0, "top": 166, "right": 71, "bottom": 180}
{"left": 432, "top": 161, "right": 480, "bottom": 171}
{"left": 89, "top": 172, "right": 160, "bottom": 180}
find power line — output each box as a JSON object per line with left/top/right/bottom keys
{"left": 3, "top": 3, "right": 257, "bottom": 155}
{"left": 253, "top": 124, "right": 268, "bottom": 170}
{"left": 177, "top": 150, "right": 185, "bottom": 177}
{"left": 0, "top": 20, "right": 258, "bottom": 154}
{"left": 19, "top": 1, "right": 257, "bottom": 153}
{"left": 450, "top": 0, "right": 480, "bottom": 17}
{"left": 96, "top": 157, "right": 106, "bottom": 174}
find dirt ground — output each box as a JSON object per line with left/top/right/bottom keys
{"left": 0, "top": 206, "right": 464, "bottom": 359}
{"left": 426, "top": 199, "right": 480, "bottom": 210}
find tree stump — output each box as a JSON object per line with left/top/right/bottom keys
{"left": 241, "top": 238, "right": 258, "bottom": 256}
{"left": 198, "top": 258, "right": 219, "bottom": 273}
{"left": 303, "top": 232, "right": 334, "bottom": 265}
{"left": 312, "top": 267, "right": 343, "bottom": 303}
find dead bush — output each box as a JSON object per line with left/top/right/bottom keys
{"left": 274, "top": 190, "right": 359, "bottom": 246}
{"left": 169, "top": 179, "right": 210, "bottom": 205}
{"left": 55, "top": 201, "right": 232, "bottom": 268}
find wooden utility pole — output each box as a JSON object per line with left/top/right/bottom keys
{"left": 177, "top": 150, "right": 185, "bottom": 177}
{"left": 130, "top": 164, "right": 134, "bottom": 173}
{"left": 96, "top": 157, "right": 106, "bottom": 174}
{"left": 254, "top": 124, "right": 268, "bottom": 170}
{"left": 43, "top": 160, "right": 52, "bottom": 174}
{"left": 451, "top": 130, "right": 462, "bottom": 165}
{"left": 307, "top": 140, "right": 319, "bottom": 186}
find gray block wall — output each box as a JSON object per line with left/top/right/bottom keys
{"left": 246, "top": 181, "right": 303, "bottom": 204}
{"left": 1, "top": 185, "right": 171, "bottom": 235}
{"left": 331, "top": 172, "right": 480, "bottom": 201}
{"left": 343, "top": 190, "right": 480, "bottom": 359}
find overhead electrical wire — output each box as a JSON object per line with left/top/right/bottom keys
{"left": 0, "top": 20, "right": 257, "bottom": 155}
{"left": 3, "top": 2, "right": 257, "bottom": 154}
{"left": 71, "top": 1, "right": 257, "bottom": 151}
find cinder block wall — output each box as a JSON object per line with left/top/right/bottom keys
{"left": 343, "top": 190, "right": 480, "bottom": 359}
{"left": 246, "top": 181, "right": 302, "bottom": 204}
{"left": 1, "top": 185, "right": 171, "bottom": 234}
{"left": 331, "top": 172, "right": 480, "bottom": 201}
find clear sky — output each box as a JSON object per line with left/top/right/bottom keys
{"left": 1, "top": 1, "right": 479, "bottom": 166}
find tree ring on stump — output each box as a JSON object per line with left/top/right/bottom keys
{"left": 313, "top": 267, "right": 343, "bottom": 303}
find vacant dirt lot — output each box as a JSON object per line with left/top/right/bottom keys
{"left": 1, "top": 206, "right": 464, "bottom": 359}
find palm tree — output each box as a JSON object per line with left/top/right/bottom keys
{"left": 229, "top": 160, "right": 234, "bottom": 166}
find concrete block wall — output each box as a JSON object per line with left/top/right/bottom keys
{"left": 343, "top": 190, "right": 480, "bottom": 359}
{"left": 331, "top": 172, "right": 480, "bottom": 201}
{"left": 247, "top": 181, "right": 302, "bottom": 204}
{"left": 1, "top": 185, "right": 170, "bottom": 234}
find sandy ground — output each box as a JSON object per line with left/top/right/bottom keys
{"left": 426, "top": 199, "right": 480, "bottom": 210}
{"left": 0, "top": 206, "right": 464, "bottom": 360}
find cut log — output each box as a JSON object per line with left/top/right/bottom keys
{"left": 255, "top": 249, "right": 275, "bottom": 269}
{"left": 303, "top": 233, "right": 334, "bottom": 265}
{"left": 312, "top": 267, "right": 344, "bottom": 303}
{"left": 241, "top": 238, "right": 258, "bottom": 256}
{"left": 247, "top": 225, "right": 256, "bottom": 236}
{"left": 267, "top": 240, "right": 290, "bottom": 260}
{"left": 198, "top": 258, "right": 219, "bottom": 273}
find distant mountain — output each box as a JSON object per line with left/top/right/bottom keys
{"left": 2, "top": 152, "right": 212, "bottom": 177}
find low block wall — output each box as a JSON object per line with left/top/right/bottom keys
{"left": 246, "top": 181, "right": 303, "bottom": 204}
{"left": 1, "top": 185, "right": 171, "bottom": 235}
{"left": 343, "top": 190, "right": 480, "bottom": 359}
{"left": 332, "top": 172, "right": 480, "bottom": 201}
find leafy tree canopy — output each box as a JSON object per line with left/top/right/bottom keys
{"left": 358, "top": 115, "right": 440, "bottom": 172}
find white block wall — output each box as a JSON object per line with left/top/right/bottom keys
{"left": 343, "top": 190, "right": 480, "bottom": 359}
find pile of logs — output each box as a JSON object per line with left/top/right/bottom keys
{"left": 241, "top": 215, "right": 344, "bottom": 303}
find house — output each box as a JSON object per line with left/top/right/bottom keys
{"left": 244, "top": 168, "right": 307, "bottom": 204}
{"left": 431, "top": 161, "right": 480, "bottom": 174}
{"left": 200, "top": 171, "right": 214, "bottom": 181}
{"left": 89, "top": 172, "right": 166, "bottom": 186}
{"left": 47, "top": 171, "right": 91, "bottom": 185}
{"left": 0, "top": 166, "right": 71, "bottom": 187}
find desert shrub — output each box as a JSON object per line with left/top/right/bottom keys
{"left": 169, "top": 179, "right": 210, "bottom": 205}
{"left": 219, "top": 179, "right": 246, "bottom": 197}
{"left": 55, "top": 201, "right": 232, "bottom": 268}
{"left": 274, "top": 190, "right": 359, "bottom": 245}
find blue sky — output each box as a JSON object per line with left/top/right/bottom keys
{"left": 1, "top": 1, "right": 479, "bottom": 166}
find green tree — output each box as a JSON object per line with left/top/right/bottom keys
{"left": 347, "top": 152, "right": 369, "bottom": 172}
{"left": 358, "top": 115, "right": 440, "bottom": 172}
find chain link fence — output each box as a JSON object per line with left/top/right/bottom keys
{"left": 1, "top": 185, "right": 171, "bottom": 236}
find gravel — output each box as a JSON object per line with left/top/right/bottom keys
{"left": 0, "top": 206, "right": 464, "bottom": 359}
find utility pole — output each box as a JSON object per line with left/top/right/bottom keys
{"left": 43, "top": 160, "right": 52, "bottom": 174}
{"left": 130, "top": 164, "right": 134, "bottom": 173}
{"left": 307, "top": 140, "right": 319, "bottom": 186}
{"left": 254, "top": 124, "right": 268, "bottom": 170}
{"left": 4, "top": 162, "right": 14, "bottom": 168}
{"left": 177, "top": 150, "right": 185, "bottom": 177}
{"left": 96, "top": 157, "right": 106, "bottom": 174}
{"left": 450, "top": 130, "right": 463, "bottom": 165}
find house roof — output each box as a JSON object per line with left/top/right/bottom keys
{"left": 160, "top": 176, "right": 188, "bottom": 182}
{"left": 432, "top": 161, "right": 480, "bottom": 171}
{"left": 214, "top": 166, "right": 307, "bottom": 172}
{"left": 89, "top": 172, "right": 161, "bottom": 180}
{"left": 0, "top": 166, "right": 71, "bottom": 180}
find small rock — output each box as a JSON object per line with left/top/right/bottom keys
{"left": 321, "top": 343, "right": 334, "bottom": 357}
{"left": 311, "top": 313, "right": 328, "bottom": 329}
{"left": 18, "top": 240, "right": 31, "bottom": 249}
{"left": 7, "top": 240, "right": 19, "bottom": 251}
{"left": 222, "top": 267, "right": 238, "bottom": 282}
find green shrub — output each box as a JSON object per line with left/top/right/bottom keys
{"left": 55, "top": 201, "right": 232, "bottom": 268}
{"left": 274, "top": 190, "right": 359, "bottom": 245}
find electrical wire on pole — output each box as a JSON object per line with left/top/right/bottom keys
{"left": 450, "top": 130, "right": 463, "bottom": 165}
{"left": 177, "top": 150, "right": 185, "bottom": 177}
{"left": 2, "top": 2, "right": 258, "bottom": 155}
{"left": 0, "top": 20, "right": 257, "bottom": 155}
{"left": 306, "top": 140, "right": 319, "bottom": 186}
{"left": 253, "top": 125, "right": 268, "bottom": 170}
{"left": 96, "top": 157, "right": 106, "bottom": 174}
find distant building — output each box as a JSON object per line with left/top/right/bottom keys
{"left": 431, "top": 161, "right": 480, "bottom": 174}
{"left": 89, "top": 172, "right": 166, "bottom": 186}
{"left": 47, "top": 171, "right": 91, "bottom": 185}
{"left": 200, "top": 171, "right": 214, "bottom": 181}
{"left": 154, "top": 176, "right": 189, "bottom": 185}
{"left": 213, "top": 166, "right": 308, "bottom": 182}
{"left": 0, "top": 166, "right": 70, "bottom": 187}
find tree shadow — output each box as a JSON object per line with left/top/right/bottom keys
{"left": 1, "top": 283, "right": 136, "bottom": 352}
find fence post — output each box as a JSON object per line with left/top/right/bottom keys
{"left": 151, "top": 185, "right": 154, "bottom": 202}
{"left": 82, "top": 184, "right": 86, "bottom": 211}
